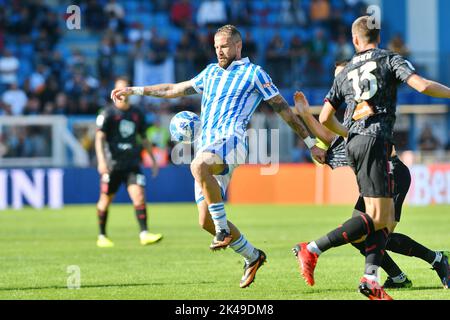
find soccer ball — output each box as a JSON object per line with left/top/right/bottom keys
{"left": 169, "top": 111, "right": 201, "bottom": 144}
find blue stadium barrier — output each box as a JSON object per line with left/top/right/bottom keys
{"left": 1, "top": 166, "right": 195, "bottom": 208}
{"left": 64, "top": 165, "right": 195, "bottom": 204}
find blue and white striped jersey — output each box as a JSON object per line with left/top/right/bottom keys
{"left": 190, "top": 57, "right": 279, "bottom": 148}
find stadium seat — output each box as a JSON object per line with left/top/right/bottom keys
{"left": 154, "top": 13, "right": 170, "bottom": 27}
{"left": 123, "top": 1, "right": 139, "bottom": 12}
{"left": 17, "top": 60, "right": 33, "bottom": 85}
{"left": 331, "top": 0, "right": 346, "bottom": 10}
{"left": 115, "top": 43, "right": 130, "bottom": 55}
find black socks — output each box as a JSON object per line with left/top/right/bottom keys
{"left": 135, "top": 204, "right": 148, "bottom": 232}
{"left": 97, "top": 209, "right": 108, "bottom": 236}
{"left": 315, "top": 212, "right": 375, "bottom": 253}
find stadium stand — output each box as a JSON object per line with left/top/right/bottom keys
{"left": 0, "top": 0, "right": 448, "bottom": 164}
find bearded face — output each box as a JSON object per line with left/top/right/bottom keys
{"left": 214, "top": 33, "right": 240, "bottom": 69}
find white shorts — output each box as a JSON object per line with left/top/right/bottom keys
{"left": 194, "top": 135, "right": 247, "bottom": 204}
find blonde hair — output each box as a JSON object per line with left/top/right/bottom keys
{"left": 215, "top": 24, "right": 242, "bottom": 43}
{"left": 352, "top": 16, "right": 380, "bottom": 44}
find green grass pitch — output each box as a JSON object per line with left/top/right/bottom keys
{"left": 0, "top": 203, "right": 448, "bottom": 300}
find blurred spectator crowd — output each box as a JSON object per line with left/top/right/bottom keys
{"left": 0, "top": 125, "right": 51, "bottom": 158}
{"left": 0, "top": 0, "right": 380, "bottom": 118}
{"left": 0, "top": 0, "right": 445, "bottom": 163}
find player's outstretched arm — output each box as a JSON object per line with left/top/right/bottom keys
{"left": 319, "top": 101, "right": 349, "bottom": 138}
{"left": 407, "top": 74, "right": 450, "bottom": 98}
{"left": 266, "top": 94, "right": 326, "bottom": 164}
{"left": 111, "top": 81, "right": 197, "bottom": 103}
{"left": 293, "top": 91, "right": 336, "bottom": 146}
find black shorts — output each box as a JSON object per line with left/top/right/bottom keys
{"left": 346, "top": 135, "right": 394, "bottom": 198}
{"left": 354, "top": 156, "right": 411, "bottom": 222}
{"left": 100, "top": 167, "right": 146, "bottom": 195}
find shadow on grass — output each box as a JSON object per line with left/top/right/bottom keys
{"left": 389, "top": 285, "right": 445, "bottom": 291}
{"left": 0, "top": 281, "right": 215, "bottom": 292}
{"left": 298, "top": 284, "right": 444, "bottom": 295}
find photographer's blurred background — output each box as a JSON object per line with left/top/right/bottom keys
{"left": 0, "top": 0, "right": 449, "bottom": 206}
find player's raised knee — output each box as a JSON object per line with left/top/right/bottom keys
{"left": 190, "top": 159, "right": 210, "bottom": 181}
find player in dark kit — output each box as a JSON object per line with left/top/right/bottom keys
{"left": 95, "top": 77, "right": 162, "bottom": 248}
{"left": 293, "top": 16, "right": 450, "bottom": 300}
{"left": 292, "top": 87, "right": 449, "bottom": 291}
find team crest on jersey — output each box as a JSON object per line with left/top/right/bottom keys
{"left": 119, "top": 119, "right": 135, "bottom": 138}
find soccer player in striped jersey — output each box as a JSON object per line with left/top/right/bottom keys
{"left": 291, "top": 83, "right": 449, "bottom": 291}
{"left": 111, "top": 24, "right": 326, "bottom": 288}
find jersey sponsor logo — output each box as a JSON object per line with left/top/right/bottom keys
{"left": 117, "top": 143, "right": 133, "bottom": 150}
{"left": 262, "top": 82, "right": 272, "bottom": 88}
{"left": 352, "top": 101, "right": 375, "bottom": 120}
{"left": 119, "top": 119, "right": 136, "bottom": 138}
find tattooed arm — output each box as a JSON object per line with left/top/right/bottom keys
{"left": 111, "top": 81, "right": 198, "bottom": 103}
{"left": 266, "top": 94, "right": 326, "bottom": 164}
{"left": 266, "top": 94, "right": 312, "bottom": 139}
